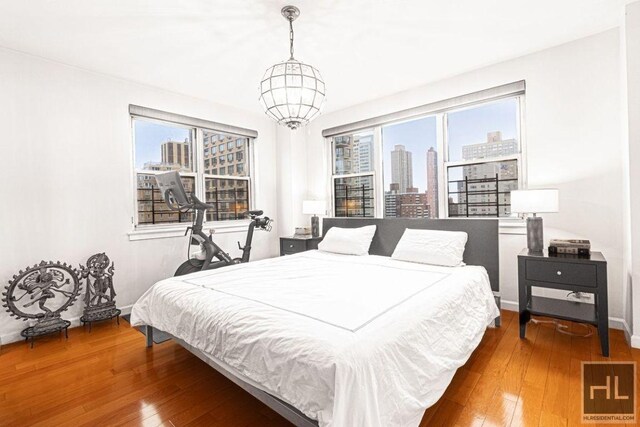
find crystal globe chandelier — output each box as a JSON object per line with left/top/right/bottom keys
{"left": 259, "top": 6, "right": 326, "bottom": 130}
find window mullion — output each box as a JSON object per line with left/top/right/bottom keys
{"left": 374, "top": 126, "right": 384, "bottom": 218}
{"left": 437, "top": 113, "right": 447, "bottom": 218}
{"left": 195, "top": 127, "right": 205, "bottom": 204}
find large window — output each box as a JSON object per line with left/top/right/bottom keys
{"left": 133, "top": 116, "right": 253, "bottom": 227}
{"left": 329, "top": 94, "right": 523, "bottom": 219}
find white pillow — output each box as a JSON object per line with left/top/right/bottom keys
{"left": 391, "top": 228, "right": 468, "bottom": 267}
{"left": 318, "top": 225, "right": 377, "bottom": 255}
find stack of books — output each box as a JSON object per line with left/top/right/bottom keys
{"left": 548, "top": 239, "right": 591, "bottom": 256}
{"left": 293, "top": 227, "right": 312, "bottom": 238}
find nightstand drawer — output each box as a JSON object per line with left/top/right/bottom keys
{"left": 525, "top": 259, "right": 597, "bottom": 287}
{"left": 281, "top": 239, "right": 306, "bottom": 254}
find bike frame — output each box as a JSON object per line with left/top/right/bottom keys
{"left": 184, "top": 195, "right": 268, "bottom": 271}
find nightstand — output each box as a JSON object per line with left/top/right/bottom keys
{"left": 517, "top": 249, "right": 609, "bottom": 356}
{"left": 280, "top": 236, "right": 322, "bottom": 256}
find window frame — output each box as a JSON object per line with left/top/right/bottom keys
{"left": 329, "top": 128, "right": 378, "bottom": 218}
{"left": 327, "top": 93, "right": 527, "bottom": 224}
{"left": 130, "top": 115, "right": 255, "bottom": 235}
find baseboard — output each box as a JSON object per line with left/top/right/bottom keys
{"left": 500, "top": 299, "right": 632, "bottom": 338}
{"left": 0, "top": 304, "right": 133, "bottom": 346}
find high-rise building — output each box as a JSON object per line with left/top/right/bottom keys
{"left": 426, "top": 147, "right": 438, "bottom": 218}
{"left": 161, "top": 140, "right": 191, "bottom": 170}
{"left": 202, "top": 133, "right": 249, "bottom": 220}
{"left": 457, "top": 131, "right": 519, "bottom": 217}
{"left": 390, "top": 144, "right": 413, "bottom": 193}
{"left": 384, "top": 183, "right": 400, "bottom": 218}
{"left": 353, "top": 134, "right": 374, "bottom": 173}
{"left": 461, "top": 131, "right": 517, "bottom": 160}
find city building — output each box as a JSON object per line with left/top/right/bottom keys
{"left": 202, "top": 132, "right": 249, "bottom": 220}
{"left": 161, "top": 139, "right": 191, "bottom": 170}
{"left": 426, "top": 147, "right": 438, "bottom": 218}
{"left": 353, "top": 134, "right": 374, "bottom": 173}
{"left": 384, "top": 183, "right": 400, "bottom": 217}
{"left": 397, "top": 192, "right": 430, "bottom": 218}
{"left": 461, "top": 131, "right": 517, "bottom": 160}
{"left": 454, "top": 131, "right": 519, "bottom": 217}
{"left": 390, "top": 144, "right": 413, "bottom": 193}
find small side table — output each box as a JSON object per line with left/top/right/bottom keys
{"left": 280, "top": 236, "right": 322, "bottom": 256}
{"left": 517, "top": 249, "right": 608, "bottom": 356}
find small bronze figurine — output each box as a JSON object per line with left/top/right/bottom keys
{"left": 3, "top": 261, "right": 81, "bottom": 347}
{"left": 79, "top": 253, "right": 121, "bottom": 330}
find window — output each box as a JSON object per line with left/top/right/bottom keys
{"left": 134, "top": 120, "right": 195, "bottom": 225}
{"left": 382, "top": 116, "right": 438, "bottom": 218}
{"left": 202, "top": 130, "right": 250, "bottom": 222}
{"left": 219, "top": 144, "right": 225, "bottom": 153}
{"left": 331, "top": 131, "right": 375, "bottom": 217}
{"left": 132, "top": 114, "right": 253, "bottom": 227}
{"left": 446, "top": 98, "right": 520, "bottom": 217}
{"left": 329, "top": 93, "right": 523, "bottom": 220}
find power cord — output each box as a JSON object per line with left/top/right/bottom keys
{"left": 530, "top": 317, "right": 593, "bottom": 337}
{"left": 530, "top": 290, "right": 594, "bottom": 338}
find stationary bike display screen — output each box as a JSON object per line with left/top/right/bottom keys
{"left": 155, "top": 171, "right": 190, "bottom": 206}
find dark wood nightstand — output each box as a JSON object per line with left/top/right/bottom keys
{"left": 518, "top": 249, "right": 608, "bottom": 356}
{"left": 280, "top": 236, "right": 322, "bottom": 256}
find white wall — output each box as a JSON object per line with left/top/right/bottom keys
{"left": 625, "top": 1, "right": 640, "bottom": 345}
{"left": 291, "top": 29, "right": 628, "bottom": 328}
{"left": 0, "top": 47, "right": 280, "bottom": 343}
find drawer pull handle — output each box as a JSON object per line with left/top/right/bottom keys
{"left": 289, "top": 244, "right": 294, "bottom": 248}
{"left": 557, "top": 271, "right": 562, "bottom": 276}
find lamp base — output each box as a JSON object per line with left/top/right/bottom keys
{"left": 526, "top": 216, "right": 544, "bottom": 253}
{"left": 311, "top": 215, "right": 320, "bottom": 238}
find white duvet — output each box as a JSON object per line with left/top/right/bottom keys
{"left": 131, "top": 251, "right": 499, "bottom": 427}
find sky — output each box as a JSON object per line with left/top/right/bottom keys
{"left": 382, "top": 98, "right": 518, "bottom": 192}
{"left": 134, "top": 120, "right": 191, "bottom": 170}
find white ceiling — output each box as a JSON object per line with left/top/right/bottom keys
{"left": 0, "top": 0, "right": 625, "bottom": 114}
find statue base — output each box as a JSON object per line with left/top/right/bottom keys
{"left": 81, "top": 303, "right": 121, "bottom": 331}
{"left": 21, "top": 317, "right": 71, "bottom": 348}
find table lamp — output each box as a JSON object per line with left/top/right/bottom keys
{"left": 302, "top": 200, "right": 326, "bottom": 238}
{"left": 510, "top": 189, "right": 559, "bottom": 253}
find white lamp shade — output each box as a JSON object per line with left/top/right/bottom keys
{"left": 302, "top": 200, "right": 326, "bottom": 215}
{"left": 511, "top": 189, "right": 559, "bottom": 214}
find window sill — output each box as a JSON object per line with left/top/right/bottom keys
{"left": 128, "top": 220, "right": 251, "bottom": 241}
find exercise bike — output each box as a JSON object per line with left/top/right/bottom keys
{"left": 155, "top": 171, "right": 272, "bottom": 276}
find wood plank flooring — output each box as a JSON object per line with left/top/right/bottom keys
{"left": 0, "top": 310, "right": 637, "bottom": 426}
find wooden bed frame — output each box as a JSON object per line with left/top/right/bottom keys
{"left": 144, "top": 217, "right": 500, "bottom": 427}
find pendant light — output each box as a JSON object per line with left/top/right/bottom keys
{"left": 258, "top": 6, "right": 326, "bottom": 130}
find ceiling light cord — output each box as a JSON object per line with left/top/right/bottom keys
{"left": 289, "top": 17, "right": 295, "bottom": 60}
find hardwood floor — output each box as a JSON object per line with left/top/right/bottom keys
{"left": 0, "top": 310, "right": 637, "bottom": 426}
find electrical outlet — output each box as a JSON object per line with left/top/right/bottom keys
{"left": 568, "top": 291, "right": 594, "bottom": 303}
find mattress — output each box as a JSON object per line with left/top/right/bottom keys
{"left": 131, "top": 250, "right": 499, "bottom": 427}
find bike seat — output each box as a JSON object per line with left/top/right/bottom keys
{"left": 247, "top": 210, "right": 263, "bottom": 216}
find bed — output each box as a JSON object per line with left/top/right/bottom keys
{"left": 130, "top": 218, "right": 500, "bottom": 427}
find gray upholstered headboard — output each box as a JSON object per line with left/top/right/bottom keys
{"left": 322, "top": 218, "right": 499, "bottom": 293}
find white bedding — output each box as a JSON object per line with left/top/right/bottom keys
{"left": 131, "top": 251, "right": 499, "bottom": 427}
